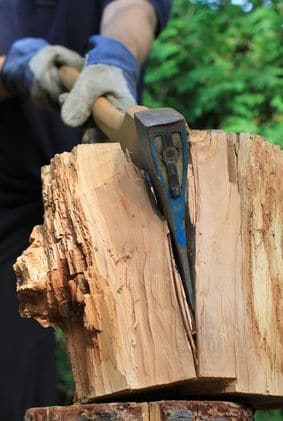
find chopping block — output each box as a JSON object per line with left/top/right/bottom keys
{"left": 25, "top": 401, "right": 254, "bottom": 420}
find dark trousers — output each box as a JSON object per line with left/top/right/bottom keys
{"left": 0, "top": 261, "right": 56, "bottom": 421}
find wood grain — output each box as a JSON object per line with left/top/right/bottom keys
{"left": 189, "top": 130, "right": 239, "bottom": 380}
{"left": 187, "top": 130, "right": 283, "bottom": 400}
{"left": 16, "top": 143, "right": 196, "bottom": 402}
{"left": 15, "top": 130, "right": 283, "bottom": 407}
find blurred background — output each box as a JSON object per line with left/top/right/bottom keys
{"left": 56, "top": 1, "right": 283, "bottom": 419}
{"left": 144, "top": 0, "right": 283, "bottom": 148}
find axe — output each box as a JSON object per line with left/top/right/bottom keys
{"left": 0, "top": 62, "right": 195, "bottom": 315}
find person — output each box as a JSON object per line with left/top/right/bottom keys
{"left": 0, "top": 1, "right": 172, "bottom": 419}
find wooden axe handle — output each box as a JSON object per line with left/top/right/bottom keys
{"left": 58, "top": 65, "right": 147, "bottom": 165}
{"left": 0, "top": 58, "right": 145, "bottom": 164}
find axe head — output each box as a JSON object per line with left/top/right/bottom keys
{"left": 134, "top": 108, "right": 194, "bottom": 314}
{"left": 134, "top": 108, "right": 188, "bottom": 200}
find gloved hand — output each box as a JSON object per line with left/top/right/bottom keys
{"left": 61, "top": 35, "right": 140, "bottom": 128}
{"left": 1, "top": 38, "right": 83, "bottom": 107}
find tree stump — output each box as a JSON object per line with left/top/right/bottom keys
{"left": 15, "top": 130, "right": 283, "bottom": 408}
{"left": 25, "top": 401, "right": 254, "bottom": 420}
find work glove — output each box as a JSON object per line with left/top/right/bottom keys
{"left": 1, "top": 38, "right": 83, "bottom": 107}
{"left": 61, "top": 35, "right": 140, "bottom": 129}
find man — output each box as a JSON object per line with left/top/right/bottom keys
{"left": 0, "top": 1, "right": 171, "bottom": 419}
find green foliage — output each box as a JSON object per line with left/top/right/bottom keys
{"left": 144, "top": 0, "right": 283, "bottom": 147}
{"left": 255, "top": 410, "right": 283, "bottom": 421}
{"left": 55, "top": 329, "right": 74, "bottom": 397}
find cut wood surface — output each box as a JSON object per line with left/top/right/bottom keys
{"left": 16, "top": 143, "right": 196, "bottom": 402}
{"left": 187, "top": 131, "right": 283, "bottom": 402}
{"left": 234, "top": 133, "right": 283, "bottom": 397}
{"left": 24, "top": 401, "right": 254, "bottom": 421}
{"left": 15, "top": 130, "right": 283, "bottom": 408}
{"left": 189, "top": 131, "right": 239, "bottom": 380}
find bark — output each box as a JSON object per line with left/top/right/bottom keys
{"left": 24, "top": 401, "right": 253, "bottom": 421}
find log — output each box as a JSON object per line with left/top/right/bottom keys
{"left": 16, "top": 143, "right": 197, "bottom": 401}
{"left": 24, "top": 401, "right": 254, "bottom": 420}
{"left": 15, "top": 130, "right": 283, "bottom": 408}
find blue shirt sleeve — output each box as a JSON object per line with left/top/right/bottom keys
{"left": 149, "top": 0, "right": 172, "bottom": 33}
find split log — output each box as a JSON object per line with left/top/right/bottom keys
{"left": 15, "top": 131, "right": 283, "bottom": 408}
{"left": 16, "top": 143, "right": 197, "bottom": 401}
{"left": 24, "top": 401, "right": 254, "bottom": 421}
